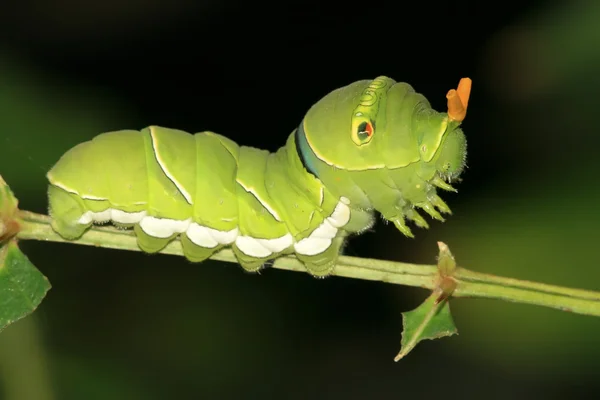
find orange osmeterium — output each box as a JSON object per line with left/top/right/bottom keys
{"left": 446, "top": 78, "right": 472, "bottom": 122}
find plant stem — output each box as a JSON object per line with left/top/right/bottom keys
{"left": 16, "top": 210, "right": 600, "bottom": 317}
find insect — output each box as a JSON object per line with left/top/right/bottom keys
{"left": 47, "top": 76, "right": 471, "bottom": 277}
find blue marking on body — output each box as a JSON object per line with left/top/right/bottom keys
{"left": 294, "top": 120, "right": 320, "bottom": 178}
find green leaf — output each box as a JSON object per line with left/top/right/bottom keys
{"left": 394, "top": 292, "right": 458, "bottom": 361}
{"left": 0, "top": 241, "right": 51, "bottom": 332}
{"left": 0, "top": 174, "right": 51, "bottom": 331}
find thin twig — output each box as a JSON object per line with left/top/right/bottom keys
{"left": 16, "top": 210, "right": 600, "bottom": 317}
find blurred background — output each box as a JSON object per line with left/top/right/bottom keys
{"left": 1, "top": 0, "right": 600, "bottom": 398}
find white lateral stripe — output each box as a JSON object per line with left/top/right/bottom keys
{"left": 235, "top": 232, "right": 294, "bottom": 258}
{"left": 72, "top": 197, "right": 352, "bottom": 259}
{"left": 235, "top": 235, "right": 273, "bottom": 258}
{"left": 294, "top": 238, "right": 332, "bottom": 256}
{"left": 77, "top": 210, "right": 111, "bottom": 224}
{"left": 236, "top": 179, "right": 282, "bottom": 222}
{"left": 111, "top": 209, "right": 146, "bottom": 224}
{"left": 294, "top": 220, "right": 337, "bottom": 256}
{"left": 293, "top": 197, "right": 351, "bottom": 256}
{"left": 77, "top": 208, "right": 240, "bottom": 247}
{"left": 308, "top": 219, "right": 337, "bottom": 239}
{"left": 327, "top": 201, "right": 351, "bottom": 227}
{"left": 77, "top": 212, "right": 93, "bottom": 224}
{"left": 257, "top": 233, "right": 293, "bottom": 253}
{"left": 150, "top": 127, "right": 193, "bottom": 204}
{"left": 318, "top": 187, "right": 324, "bottom": 206}
{"left": 185, "top": 223, "right": 219, "bottom": 248}
{"left": 208, "top": 226, "right": 239, "bottom": 245}
{"left": 78, "top": 209, "right": 147, "bottom": 225}
{"left": 186, "top": 223, "right": 239, "bottom": 248}
{"left": 139, "top": 216, "right": 191, "bottom": 238}
{"left": 92, "top": 209, "right": 111, "bottom": 222}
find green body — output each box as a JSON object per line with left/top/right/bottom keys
{"left": 47, "top": 77, "right": 467, "bottom": 277}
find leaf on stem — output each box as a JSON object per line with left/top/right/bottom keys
{"left": 394, "top": 292, "right": 458, "bottom": 361}
{"left": 0, "top": 175, "right": 51, "bottom": 332}
{"left": 0, "top": 241, "right": 51, "bottom": 332}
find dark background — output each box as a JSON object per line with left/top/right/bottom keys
{"left": 2, "top": 0, "right": 600, "bottom": 399}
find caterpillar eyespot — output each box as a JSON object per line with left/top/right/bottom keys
{"left": 47, "top": 76, "right": 471, "bottom": 278}
{"left": 356, "top": 120, "right": 374, "bottom": 143}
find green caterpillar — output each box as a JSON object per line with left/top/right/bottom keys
{"left": 47, "top": 76, "right": 471, "bottom": 277}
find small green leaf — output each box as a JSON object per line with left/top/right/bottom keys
{"left": 0, "top": 241, "right": 51, "bottom": 332}
{"left": 394, "top": 292, "right": 458, "bottom": 361}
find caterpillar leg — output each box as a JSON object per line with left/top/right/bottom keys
{"left": 231, "top": 247, "right": 273, "bottom": 273}
{"left": 232, "top": 242, "right": 294, "bottom": 273}
{"left": 389, "top": 209, "right": 429, "bottom": 237}
{"left": 133, "top": 224, "right": 176, "bottom": 254}
{"left": 180, "top": 234, "right": 223, "bottom": 263}
{"left": 386, "top": 196, "right": 451, "bottom": 238}
{"left": 296, "top": 235, "right": 346, "bottom": 278}
{"left": 390, "top": 195, "right": 453, "bottom": 237}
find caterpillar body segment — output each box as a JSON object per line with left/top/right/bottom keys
{"left": 47, "top": 76, "right": 471, "bottom": 277}
{"left": 48, "top": 127, "right": 353, "bottom": 276}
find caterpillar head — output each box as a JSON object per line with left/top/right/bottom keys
{"left": 296, "top": 76, "right": 471, "bottom": 232}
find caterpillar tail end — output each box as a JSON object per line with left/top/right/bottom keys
{"left": 446, "top": 77, "right": 472, "bottom": 122}
{"left": 47, "top": 185, "right": 91, "bottom": 240}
